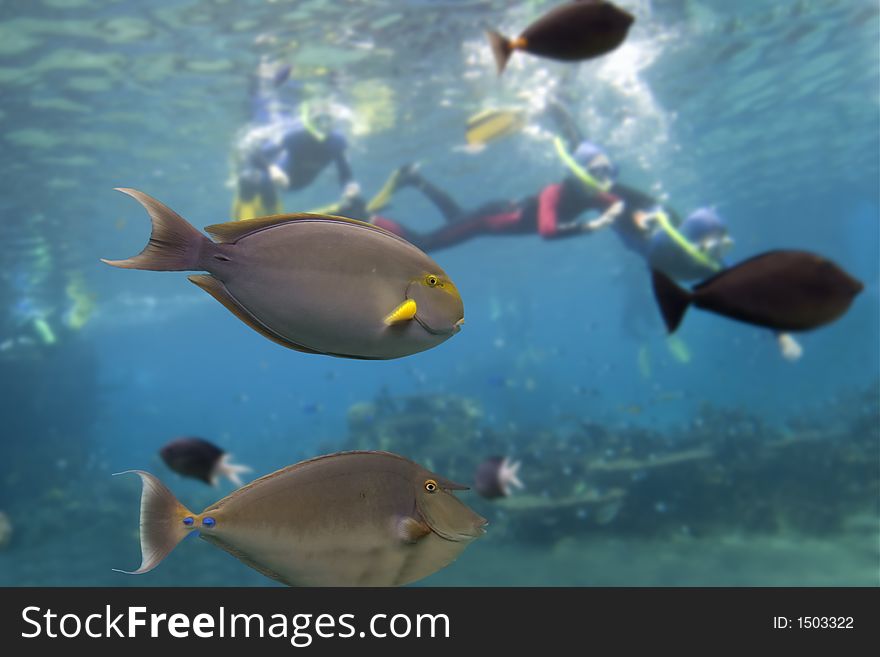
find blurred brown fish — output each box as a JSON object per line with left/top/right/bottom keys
{"left": 115, "top": 451, "right": 486, "bottom": 586}
{"left": 652, "top": 250, "right": 863, "bottom": 333}
{"left": 487, "top": 0, "right": 635, "bottom": 75}
{"left": 159, "top": 436, "right": 251, "bottom": 487}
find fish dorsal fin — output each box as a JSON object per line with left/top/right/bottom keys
{"left": 205, "top": 212, "right": 403, "bottom": 244}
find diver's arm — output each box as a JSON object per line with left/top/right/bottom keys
{"left": 267, "top": 163, "right": 289, "bottom": 189}
{"left": 554, "top": 200, "right": 622, "bottom": 236}
{"left": 248, "top": 136, "right": 289, "bottom": 189}
{"left": 581, "top": 200, "right": 624, "bottom": 232}
{"left": 331, "top": 135, "right": 354, "bottom": 187}
{"left": 539, "top": 185, "right": 622, "bottom": 239}
{"left": 335, "top": 151, "right": 361, "bottom": 199}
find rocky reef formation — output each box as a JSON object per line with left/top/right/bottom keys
{"left": 341, "top": 383, "right": 880, "bottom": 544}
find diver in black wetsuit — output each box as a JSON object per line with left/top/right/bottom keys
{"left": 231, "top": 57, "right": 359, "bottom": 221}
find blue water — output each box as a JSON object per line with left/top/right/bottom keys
{"left": 0, "top": 0, "right": 877, "bottom": 586}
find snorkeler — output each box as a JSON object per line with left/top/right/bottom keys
{"left": 361, "top": 152, "right": 624, "bottom": 252}
{"left": 570, "top": 144, "right": 804, "bottom": 361}
{"left": 230, "top": 56, "right": 360, "bottom": 221}
{"left": 542, "top": 94, "right": 805, "bottom": 360}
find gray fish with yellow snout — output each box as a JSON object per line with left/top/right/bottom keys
{"left": 102, "top": 189, "right": 464, "bottom": 359}
{"left": 115, "top": 451, "right": 487, "bottom": 586}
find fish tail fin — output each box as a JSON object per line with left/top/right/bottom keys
{"left": 102, "top": 188, "right": 210, "bottom": 271}
{"left": 486, "top": 29, "right": 513, "bottom": 75}
{"left": 213, "top": 454, "right": 252, "bottom": 488}
{"left": 651, "top": 269, "right": 692, "bottom": 333}
{"left": 113, "top": 470, "right": 195, "bottom": 575}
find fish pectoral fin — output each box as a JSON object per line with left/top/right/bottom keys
{"left": 384, "top": 299, "right": 417, "bottom": 325}
{"left": 395, "top": 516, "right": 432, "bottom": 544}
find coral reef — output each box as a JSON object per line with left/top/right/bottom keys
{"left": 341, "top": 382, "right": 880, "bottom": 544}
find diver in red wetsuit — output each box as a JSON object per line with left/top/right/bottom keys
{"left": 366, "top": 144, "right": 625, "bottom": 252}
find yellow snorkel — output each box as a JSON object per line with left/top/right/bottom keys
{"left": 300, "top": 101, "right": 328, "bottom": 142}
{"left": 554, "top": 136, "right": 613, "bottom": 193}
{"left": 651, "top": 210, "right": 723, "bottom": 272}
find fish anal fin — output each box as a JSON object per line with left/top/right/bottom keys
{"left": 199, "top": 533, "right": 291, "bottom": 585}
{"left": 187, "top": 274, "right": 322, "bottom": 355}
{"left": 396, "top": 516, "right": 432, "bottom": 544}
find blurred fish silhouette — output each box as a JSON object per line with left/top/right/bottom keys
{"left": 159, "top": 437, "right": 251, "bottom": 487}
{"left": 486, "top": 0, "right": 635, "bottom": 75}
{"left": 474, "top": 456, "right": 524, "bottom": 499}
{"left": 652, "top": 251, "right": 863, "bottom": 333}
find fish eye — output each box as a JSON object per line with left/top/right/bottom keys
{"left": 425, "top": 275, "right": 439, "bottom": 287}
{"left": 424, "top": 479, "right": 438, "bottom": 493}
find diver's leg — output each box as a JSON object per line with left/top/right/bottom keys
{"left": 371, "top": 216, "right": 426, "bottom": 250}
{"left": 367, "top": 165, "right": 464, "bottom": 223}
{"left": 234, "top": 167, "right": 278, "bottom": 220}
{"left": 415, "top": 208, "right": 510, "bottom": 251}
{"left": 407, "top": 172, "right": 464, "bottom": 224}
{"left": 258, "top": 173, "right": 281, "bottom": 215}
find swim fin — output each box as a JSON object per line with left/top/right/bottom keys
{"left": 232, "top": 191, "right": 283, "bottom": 221}
{"left": 465, "top": 108, "right": 525, "bottom": 146}
{"left": 367, "top": 165, "right": 417, "bottom": 214}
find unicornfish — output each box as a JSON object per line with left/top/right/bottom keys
{"left": 115, "top": 451, "right": 487, "bottom": 586}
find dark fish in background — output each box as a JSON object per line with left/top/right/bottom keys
{"left": 159, "top": 437, "right": 252, "bottom": 487}
{"left": 486, "top": 0, "right": 635, "bottom": 75}
{"left": 652, "top": 250, "right": 864, "bottom": 333}
{"left": 115, "top": 451, "right": 486, "bottom": 586}
{"left": 474, "top": 456, "right": 524, "bottom": 499}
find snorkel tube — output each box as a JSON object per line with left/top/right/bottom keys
{"left": 300, "top": 101, "right": 328, "bottom": 142}
{"left": 554, "top": 136, "right": 613, "bottom": 193}
{"left": 651, "top": 210, "right": 722, "bottom": 272}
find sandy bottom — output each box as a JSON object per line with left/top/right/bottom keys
{"left": 1, "top": 513, "right": 876, "bottom": 587}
